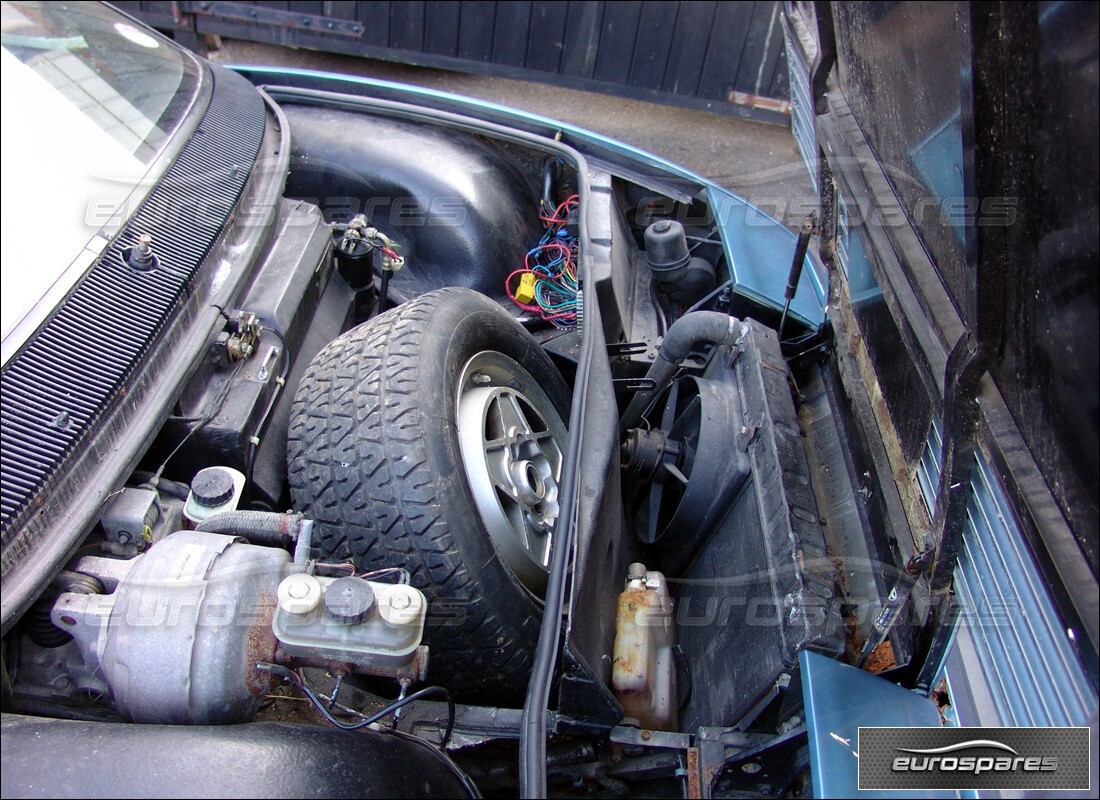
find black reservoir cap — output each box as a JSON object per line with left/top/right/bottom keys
{"left": 191, "top": 467, "right": 235, "bottom": 508}
{"left": 644, "top": 219, "right": 691, "bottom": 273}
{"left": 324, "top": 577, "right": 376, "bottom": 625}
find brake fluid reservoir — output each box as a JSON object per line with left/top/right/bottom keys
{"left": 272, "top": 574, "right": 428, "bottom": 682}
{"left": 611, "top": 562, "right": 677, "bottom": 730}
{"left": 183, "top": 466, "right": 245, "bottom": 527}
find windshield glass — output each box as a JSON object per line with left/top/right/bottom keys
{"left": 1, "top": 1, "right": 198, "bottom": 160}
{"left": 0, "top": 1, "right": 201, "bottom": 354}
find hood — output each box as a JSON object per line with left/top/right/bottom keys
{"left": 784, "top": 0, "right": 1097, "bottom": 640}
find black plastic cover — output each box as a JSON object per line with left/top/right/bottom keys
{"left": 0, "top": 714, "right": 476, "bottom": 798}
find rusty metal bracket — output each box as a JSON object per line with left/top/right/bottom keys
{"left": 686, "top": 747, "right": 702, "bottom": 798}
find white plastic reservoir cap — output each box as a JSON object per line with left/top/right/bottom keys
{"left": 377, "top": 584, "right": 425, "bottom": 627}
{"left": 277, "top": 573, "right": 323, "bottom": 616}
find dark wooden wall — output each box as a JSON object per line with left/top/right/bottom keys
{"left": 118, "top": 1, "right": 791, "bottom": 122}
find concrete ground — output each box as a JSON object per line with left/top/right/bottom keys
{"left": 209, "top": 39, "right": 815, "bottom": 230}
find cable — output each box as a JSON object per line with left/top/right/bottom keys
{"left": 150, "top": 359, "right": 244, "bottom": 482}
{"left": 507, "top": 194, "right": 581, "bottom": 328}
{"left": 649, "top": 275, "right": 669, "bottom": 337}
{"left": 271, "top": 667, "right": 456, "bottom": 746}
{"left": 314, "top": 563, "right": 411, "bottom": 584}
{"left": 358, "top": 566, "right": 411, "bottom": 584}
{"left": 378, "top": 267, "right": 391, "bottom": 314}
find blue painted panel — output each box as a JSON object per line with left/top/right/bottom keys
{"left": 800, "top": 650, "right": 954, "bottom": 799}
{"left": 708, "top": 185, "right": 828, "bottom": 325}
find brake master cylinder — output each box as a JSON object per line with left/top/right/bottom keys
{"left": 52, "top": 525, "right": 427, "bottom": 724}
{"left": 611, "top": 562, "right": 677, "bottom": 730}
{"left": 272, "top": 572, "right": 426, "bottom": 674}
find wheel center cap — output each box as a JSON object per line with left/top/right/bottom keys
{"left": 513, "top": 457, "right": 548, "bottom": 503}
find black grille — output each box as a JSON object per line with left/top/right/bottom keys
{"left": 1, "top": 68, "right": 265, "bottom": 541}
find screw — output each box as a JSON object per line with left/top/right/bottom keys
{"left": 641, "top": 730, "right": 652, "bottom": 741}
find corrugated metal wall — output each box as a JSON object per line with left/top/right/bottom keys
{"left": 117, "top": 1, "right": 791, "bottom": 122}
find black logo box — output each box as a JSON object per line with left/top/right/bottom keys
{"left": 858, "top": 726, "right": 1090, "bottom": 791}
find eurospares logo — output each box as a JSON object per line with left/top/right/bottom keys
{"left": 893, "top": 739, "right": 1057, "bottom": 774}
{"left": 858, "top": 727, "right": 1090, "bottom": 790}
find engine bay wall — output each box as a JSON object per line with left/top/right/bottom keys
{"left": 280, "top": 102, "right": 543, "bottom": 303}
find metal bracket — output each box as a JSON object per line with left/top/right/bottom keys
{"left": 613, "top": 376, "right": 657, "bottom": 391}
{"left": 610, "top": 725, "right": 692, "bottom": 750}
{"left": 695, "top": 727, "right": 773, "bottom": 798}
{"left": 607, "top": 341, "right": 651, "bottom": 358}
{"left": 182, "top": 2, "right": 365, "bottom": 37}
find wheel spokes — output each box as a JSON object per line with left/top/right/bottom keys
{"left": 457, "top": 352, "right": 568, "bottom": 597}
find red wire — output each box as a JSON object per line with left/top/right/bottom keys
{"left": 540, "top": 195, "right": 579, "bottom": 227}
{"left": 512, "top": 194, "right": 581, "bottom": 324}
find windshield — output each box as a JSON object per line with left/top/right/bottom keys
{"left": 0, "top": 1, "right": 201, "bottom": 356}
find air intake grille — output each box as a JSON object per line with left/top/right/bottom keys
{"left": 1, "top": 68, "right": 265, "bottom": 548}
{"left": 783, "top": 13, "right": 819, "bottom": 196}
{"left": 917, "top": 420, "right": 1096, "bottom": 726}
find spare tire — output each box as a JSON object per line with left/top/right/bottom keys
{"left": 287, "top": 288, "right": 570, "bottom": 697}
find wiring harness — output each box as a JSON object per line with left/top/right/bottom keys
{"left": 258, "top": 662, "right": 456, "bottom": 745}
{"left": 506, "top": 194, "right": 580, "bottom": 327}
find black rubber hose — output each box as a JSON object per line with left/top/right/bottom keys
{"left": 619, "top": 311, "right": 742, "bottom": 433}
{"left": 194, "top": 510, "right": 304, "bottom": 550}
